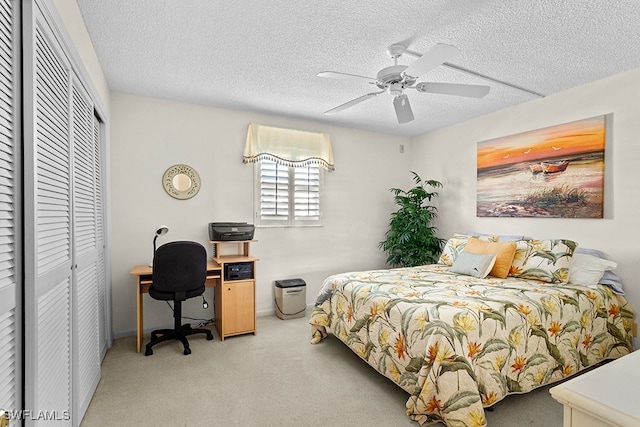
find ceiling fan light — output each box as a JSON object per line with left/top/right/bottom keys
{"left": 389, "top": 82, "right": 403, "bottom": 96}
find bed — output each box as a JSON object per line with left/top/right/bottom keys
{"left": 309, "top": 236, "right": 635, "bottom": 427}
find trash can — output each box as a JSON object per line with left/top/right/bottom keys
{"left": 274, "top": 278, "right": 306, "bottom": 320}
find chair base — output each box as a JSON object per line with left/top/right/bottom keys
{"left": 145, "top": 323, "right": 214, "bottom": 356}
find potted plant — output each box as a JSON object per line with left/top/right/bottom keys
{"left": 379, "top": 172, "right": 445, "bottom": 267}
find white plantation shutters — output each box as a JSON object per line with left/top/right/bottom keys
{"left": 257, "top": 160, "right": 323, "bottom": 225}
{"left": 0, "top": 0, "right": 20, "bottom": 417}
{"left": 259, "top": 161, "right": 289, "bottom": 221}
{"left": 294, "top": 165, "right": 320, "bottom": 221}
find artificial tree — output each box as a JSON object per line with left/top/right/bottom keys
{"left": 379, "top": 171, "right": 445, "bottom": 267}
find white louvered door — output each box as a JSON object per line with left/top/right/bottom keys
{"left": 0, "top": 0, "right": 20, "bottom": 418}
{"left": 70, "top": 79, "right": 101, "bottom": 422}
{"left": 25, "top": 12, "right": 73, "bottom": 426}
{"left": 24, "top": 3, "right": 108, "bottom": 426}
{"left": 93, "top": 114, "right": 108, "bottom": 359}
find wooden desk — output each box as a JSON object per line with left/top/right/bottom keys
{"left": 550, "top": 350, "right": 640, "bottom": 426}
{"left": 129, "top": 261, "right": 221, "bottom": 353}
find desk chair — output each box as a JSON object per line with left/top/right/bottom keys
{"left": 145, "top": 241, "right": 213, "bottom": 356}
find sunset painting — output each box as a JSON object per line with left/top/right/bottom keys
{"left": 477, "top": 115, "right": 607, "bottom": 218}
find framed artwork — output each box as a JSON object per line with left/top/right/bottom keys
{"left": 477, "top": 115, "right": 608, "bottom": 218}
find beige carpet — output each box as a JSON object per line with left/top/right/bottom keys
{"left": 81, "top": 315, "right": 562, "bottom": 426}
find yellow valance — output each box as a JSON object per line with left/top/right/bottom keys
{"left": 243, "top": 123, "right": 334, "bottom": 171}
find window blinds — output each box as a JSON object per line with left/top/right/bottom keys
{"left": 293, "top": 165, "right": 320, "bottom": 220}
{"left": 258, "top": 161, "right": 321, "bottom": 223}
{"left": 259, "top": 161, "right": 289, "bottom": 221}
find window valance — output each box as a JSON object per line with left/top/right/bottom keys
{"left": 243, "top": 123, "right": 334, "bottom": 171}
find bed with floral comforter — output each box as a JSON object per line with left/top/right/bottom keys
{"left": 309, "top": 264, "right": 635, "bottom": 427}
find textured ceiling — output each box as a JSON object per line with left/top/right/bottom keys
{"left": 76, "top": 0, "right": 640, "bottom": 137}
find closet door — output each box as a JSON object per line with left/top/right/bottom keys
{"left": 93, "top": 114, "right": 109, "bottom": 359}
{"left": 24, "top": 3, "right": 109, "bottom": 424}
{"left": 24, "top": 8, "right": 73, "bottom": 426}
{"left": 0, "top": 0, "right": 20, "bottom": 417}
{"left": 70, "top": 78, "right": 100, "bottom": 422}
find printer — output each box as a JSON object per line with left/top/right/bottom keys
{"left": 208, "top": 222, "right": 255, "bottom": 241}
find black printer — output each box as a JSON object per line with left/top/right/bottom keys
{"left": 208, "top": 222, "right": 255, "bottom": 241}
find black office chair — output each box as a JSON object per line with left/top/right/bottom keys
{"left": 145, "top": 241, "right": 213, "bottom": 356}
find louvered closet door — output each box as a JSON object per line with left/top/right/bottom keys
{"left": 24, "top": 4, "right": 109, "bottom": 425}
{"left": 24, "top": 12, "right": 73, "bottom": 426}
{"left": 0, "top": 0, "right": 20, "bottom": 417}
{"left": 70, "top": 78, "right": 101, "bottom": 422}
{"left": 93, "top": 114, "right": 108, "bottom": 359}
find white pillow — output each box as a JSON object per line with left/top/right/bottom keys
{"left": 568, "top": 253, "right": 617, "bottom": 286}
{"left": 449, "top": 251, "right": 497, "bottom": 279}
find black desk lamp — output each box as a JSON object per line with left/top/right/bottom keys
{"left": 153, "top": 225, "right": 169, "bottom": 257}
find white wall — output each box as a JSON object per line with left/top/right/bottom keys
{"left": 57, "top": 0, "right": 638, "bottom": 341}
{"left": 410, "top": 68, "right": 640, "bottom": 344}
{"left": 110, "top": 92, "right": 411, "bottom": 336}
{"left": 48, "top": 0, "right": 640, "bottom": 347}
{"left": 50, "top": 0, "right": 110, "bottom": 108}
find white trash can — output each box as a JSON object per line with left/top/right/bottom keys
{"left": 274, "top": 278, "right": 306, "bottom": 320}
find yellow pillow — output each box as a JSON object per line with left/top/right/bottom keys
{"left": 464, "top": 237, "right": 517, "bottom": 279}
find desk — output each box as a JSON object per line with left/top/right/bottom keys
{"left": 550, "top": 350, "right": 640, "bottom": 427}
{"left": 129, "top": 261, "right": 221, "bottom": 353}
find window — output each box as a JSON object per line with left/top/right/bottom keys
{"left": 244, "top": 123, "right": 332, "bottom": 227}
{"left": 255, "top": 160, "right": 323, "bottom": 226}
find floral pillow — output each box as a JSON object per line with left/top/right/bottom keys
{"left": 437, "top": 233, "right": 497, "bottom": 266}
{"left": 509, "top": 239, "right": 578, "bottom": 284}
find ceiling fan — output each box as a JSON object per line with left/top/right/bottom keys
{"left": 318, "top": 43, "right": 490, "bottom": 124}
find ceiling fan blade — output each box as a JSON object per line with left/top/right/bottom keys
{"left": 317, "top": 71, "right": 376, "bottom": 84}
{"left": 416, "top": 82, "right": 490, "bottom": 98}
{"left": 393, "top": 94, "right": 414, "bottom": 124}
{"left": 403, "top": 43, "right": 460, "bottom": 78}
{"left": 324, "top": 91, "right": 381, "bottom": 115}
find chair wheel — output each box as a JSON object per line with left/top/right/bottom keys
{"left": 184, "top": 347, "right": 191, "bottom": 355}
{"left": 207, "top": 333, "right": 213, "bottom": 341}
{"left": 145, "top": 348, "right": 153, "bottom": 356}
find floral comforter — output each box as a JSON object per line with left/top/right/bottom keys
{"left": 309, "top": 264, "right": 635, "bottom": 427}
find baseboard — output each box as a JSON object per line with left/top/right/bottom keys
{"left": 114, "top": 305, "right": 312, "bottom": 339}
{"left": 256, "top": 308, "right": 276, "bottom": 317}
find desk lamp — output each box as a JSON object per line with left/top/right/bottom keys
{"left": 152, "top": 225, "right": 169, "bottom": 264}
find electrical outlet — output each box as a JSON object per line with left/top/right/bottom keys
{"left": 399, "top": 144, "right": 404, "bottom": 153}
